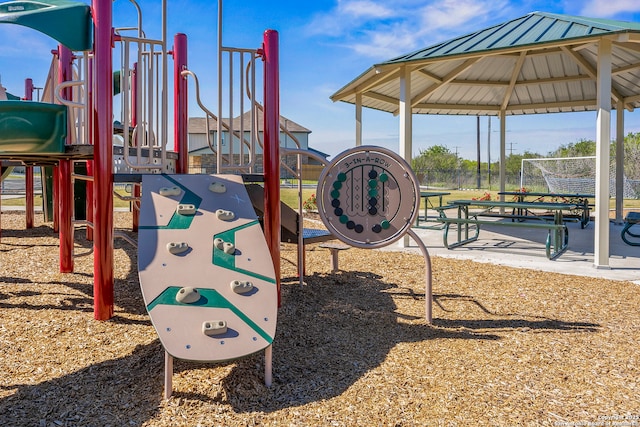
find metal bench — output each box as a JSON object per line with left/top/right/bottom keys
{"left": 621, "top": 212, "right": 640, "bottom": 246}
{"left": 436, "top": 200, "right": 577, "bottom": 260}
{"left": 499, "top": 191, "right": 593, "bottom": 228}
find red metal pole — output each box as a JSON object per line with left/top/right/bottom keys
{"left": 58, "top": 45, "right": 74, "bottom": 273}
{"left": 173, "top": 33, "right": 188, "bottom": 174}
{"left": 92, "top": 0, "right": 114, "bottom": 320}
{"left": 86, "top": 160, "right": 94, "bottom": 240}
{"left": 262, "top": 30, "right": 281, "bottom": 305}
{"left": 53, "top": 165, "right": 59, "bottom": 232}
{"left": 86, "top": 56, "right": 94, "bottom": 241}
{"left": 24, "top": 78, "right": 34, "bottom": 229}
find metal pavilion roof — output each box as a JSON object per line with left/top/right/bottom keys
{"left": 330, "top": 12, "right": 640, "bottom": 116}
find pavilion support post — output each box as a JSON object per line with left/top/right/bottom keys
{"left": 594, "top": 38, "right": 612, "bottom": 268}
{"left": 499, "top": 111, "right": 506, "bottom": 201}
{"left": 355, "top": 92, "right": 362, "bottom": 146}
{"left": 398, "top": 65, "right": 412, "bottom": 248}
{"left": 615, "top": 99, "right": 624, "bottom": 224}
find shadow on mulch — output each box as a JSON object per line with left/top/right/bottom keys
{"left": 0, "top": 342, "right": 165, "bottom": 427}
{"left": 0, "top": 267, "right": 602, "bottom": 424}
{"left": 166, "top": 269, "right": 599, "bottom": 414}
{"left": 0, "top": 212, "right": 603, "bottom": 422}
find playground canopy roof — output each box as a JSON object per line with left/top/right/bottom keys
{"left": 5, "top": 91, "right": 20, "bottom": 100}
{"left": 0, "top": 0, "right": 92, "bottom": 51}
{"left": 330, "top": 12, "right": 640, "bottom": 116}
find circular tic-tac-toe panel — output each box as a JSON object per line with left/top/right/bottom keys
{"left": 317, "top": 146, "right": 420, "bottom": 249}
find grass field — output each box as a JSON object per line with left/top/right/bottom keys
{"left": 2, "top": 174, "right": 639, "bottom": 211}
{"left": 279, "top": 186, "right": 640, "bottom": 211}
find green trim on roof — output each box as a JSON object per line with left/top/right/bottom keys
{"left": 381, "top": 12, "right": 640, "bottom": 66}
{"left": 0, "top": 0, "right": 93, "bottom": 51}
{"left": 537, "top": 12, "right": 640, "bottom": 31}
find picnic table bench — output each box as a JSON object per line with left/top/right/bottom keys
{"left": 414, "top": 190, "right": 451, "bottom": 228}
{"left": 621, "top": 212, "right": 640, "bottom": 246}
{"left": 436, "top": 199, "right": 580, "bottom": 260}
{"left": 498, "top": 191, "right": 593, "bottom": 228}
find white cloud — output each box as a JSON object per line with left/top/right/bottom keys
{"left": 350, "top": 26, "right": 421, "bottom": 58}
{"left": 0, "top": 26, "right": 52, "bottom": 58}
{"left": 420, "top": 0, "right": 494, "bottom": 31}
{"left": 580, "top": 0, "right": 640, "bottom": 16}
{"left": 305, "top": 0, "right": 514, "bottom": 60}
{"left": 339, "top": 0, "right": 396, "bottom": 19}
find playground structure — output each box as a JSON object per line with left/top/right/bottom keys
{"left": 0, "top": 0, "right": 283, "bottom": 393}
{"left": 0, "top": 0, "right": 433, "bottom": 396}
{"left": 0, "top": 0, "right": 282, "bottom": 320}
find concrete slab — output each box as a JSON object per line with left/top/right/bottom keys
{"left": 388, "top": 219, "right": 640, "bottom": 284}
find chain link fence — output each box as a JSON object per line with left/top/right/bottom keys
{"left": 417, "top": 169, "right": 521, "bottom": 190}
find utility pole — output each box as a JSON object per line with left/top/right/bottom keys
{"left": 508, "top": 141, "right": 518, "bottom": 156}
{"left": 453, "top": 146, "right": 461, "bottom": 190}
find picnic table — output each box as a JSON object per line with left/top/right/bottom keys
{"left": 437, "top": 199, "right": 580, "bottom": 260}
{"left": 498, "top": 191, "right": 593, "bottom": 228}
{"left": 414, "top": 190, "right": 451, "bottom": 228}
{"left": 621, "top": 212, "right": 640, "bottom": 246}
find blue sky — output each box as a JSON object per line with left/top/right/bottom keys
{"left": 1, "top": 0, "right": 640, "bottom": 161}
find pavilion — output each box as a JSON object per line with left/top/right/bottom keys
{"left": 331, "top": 11, "right": 640, "bottom": 268}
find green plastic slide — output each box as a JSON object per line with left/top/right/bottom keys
{"left": 0, "top": 100, "right": 67, "bottom": 154}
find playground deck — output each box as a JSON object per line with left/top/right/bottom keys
{"left": 1, "top": 210, "right": 639, "bottom": 426}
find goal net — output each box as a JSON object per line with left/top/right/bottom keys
{"left": 520, "top": 156, "right": 636, "bottom": 198}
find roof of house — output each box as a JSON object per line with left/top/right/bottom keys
{"left": 189, "top": 110, "right": 311, "bottom": 134}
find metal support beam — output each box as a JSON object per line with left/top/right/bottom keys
{"left": 355, "top": 92, "right": 362, "bottom": 146}
{"left": 58, "top": 44, "right": 74, "bottom": 273}
{"left": 263, "top": 29, "right": 281, "bottom": 305}
{"left": 92, "top": 0, "right": 114, "bottom": 320}
{"left": 173, "top": 33, "right": 188, "bottom": 174}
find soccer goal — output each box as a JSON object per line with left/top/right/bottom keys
{"left": 520, "top": 156, "right": 636, "bottom": 197}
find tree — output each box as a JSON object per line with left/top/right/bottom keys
{"left": 411, "top": 145, "right": 459, "bottom": 183}
{"left": 623, "top": 132, "right": 640, "bottom": 179}
{"left": 549, "top": 139, "right": 596, "bottom": 157}
{"left": 504, "top": 150, "right": 541, "bottom": 176}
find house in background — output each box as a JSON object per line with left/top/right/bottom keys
{"left": 188, "top": 111, "right": 328, "bottom": 177}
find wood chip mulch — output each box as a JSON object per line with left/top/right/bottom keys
{"left": 1, "top": 210, "right": 639, "bottom": 426}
